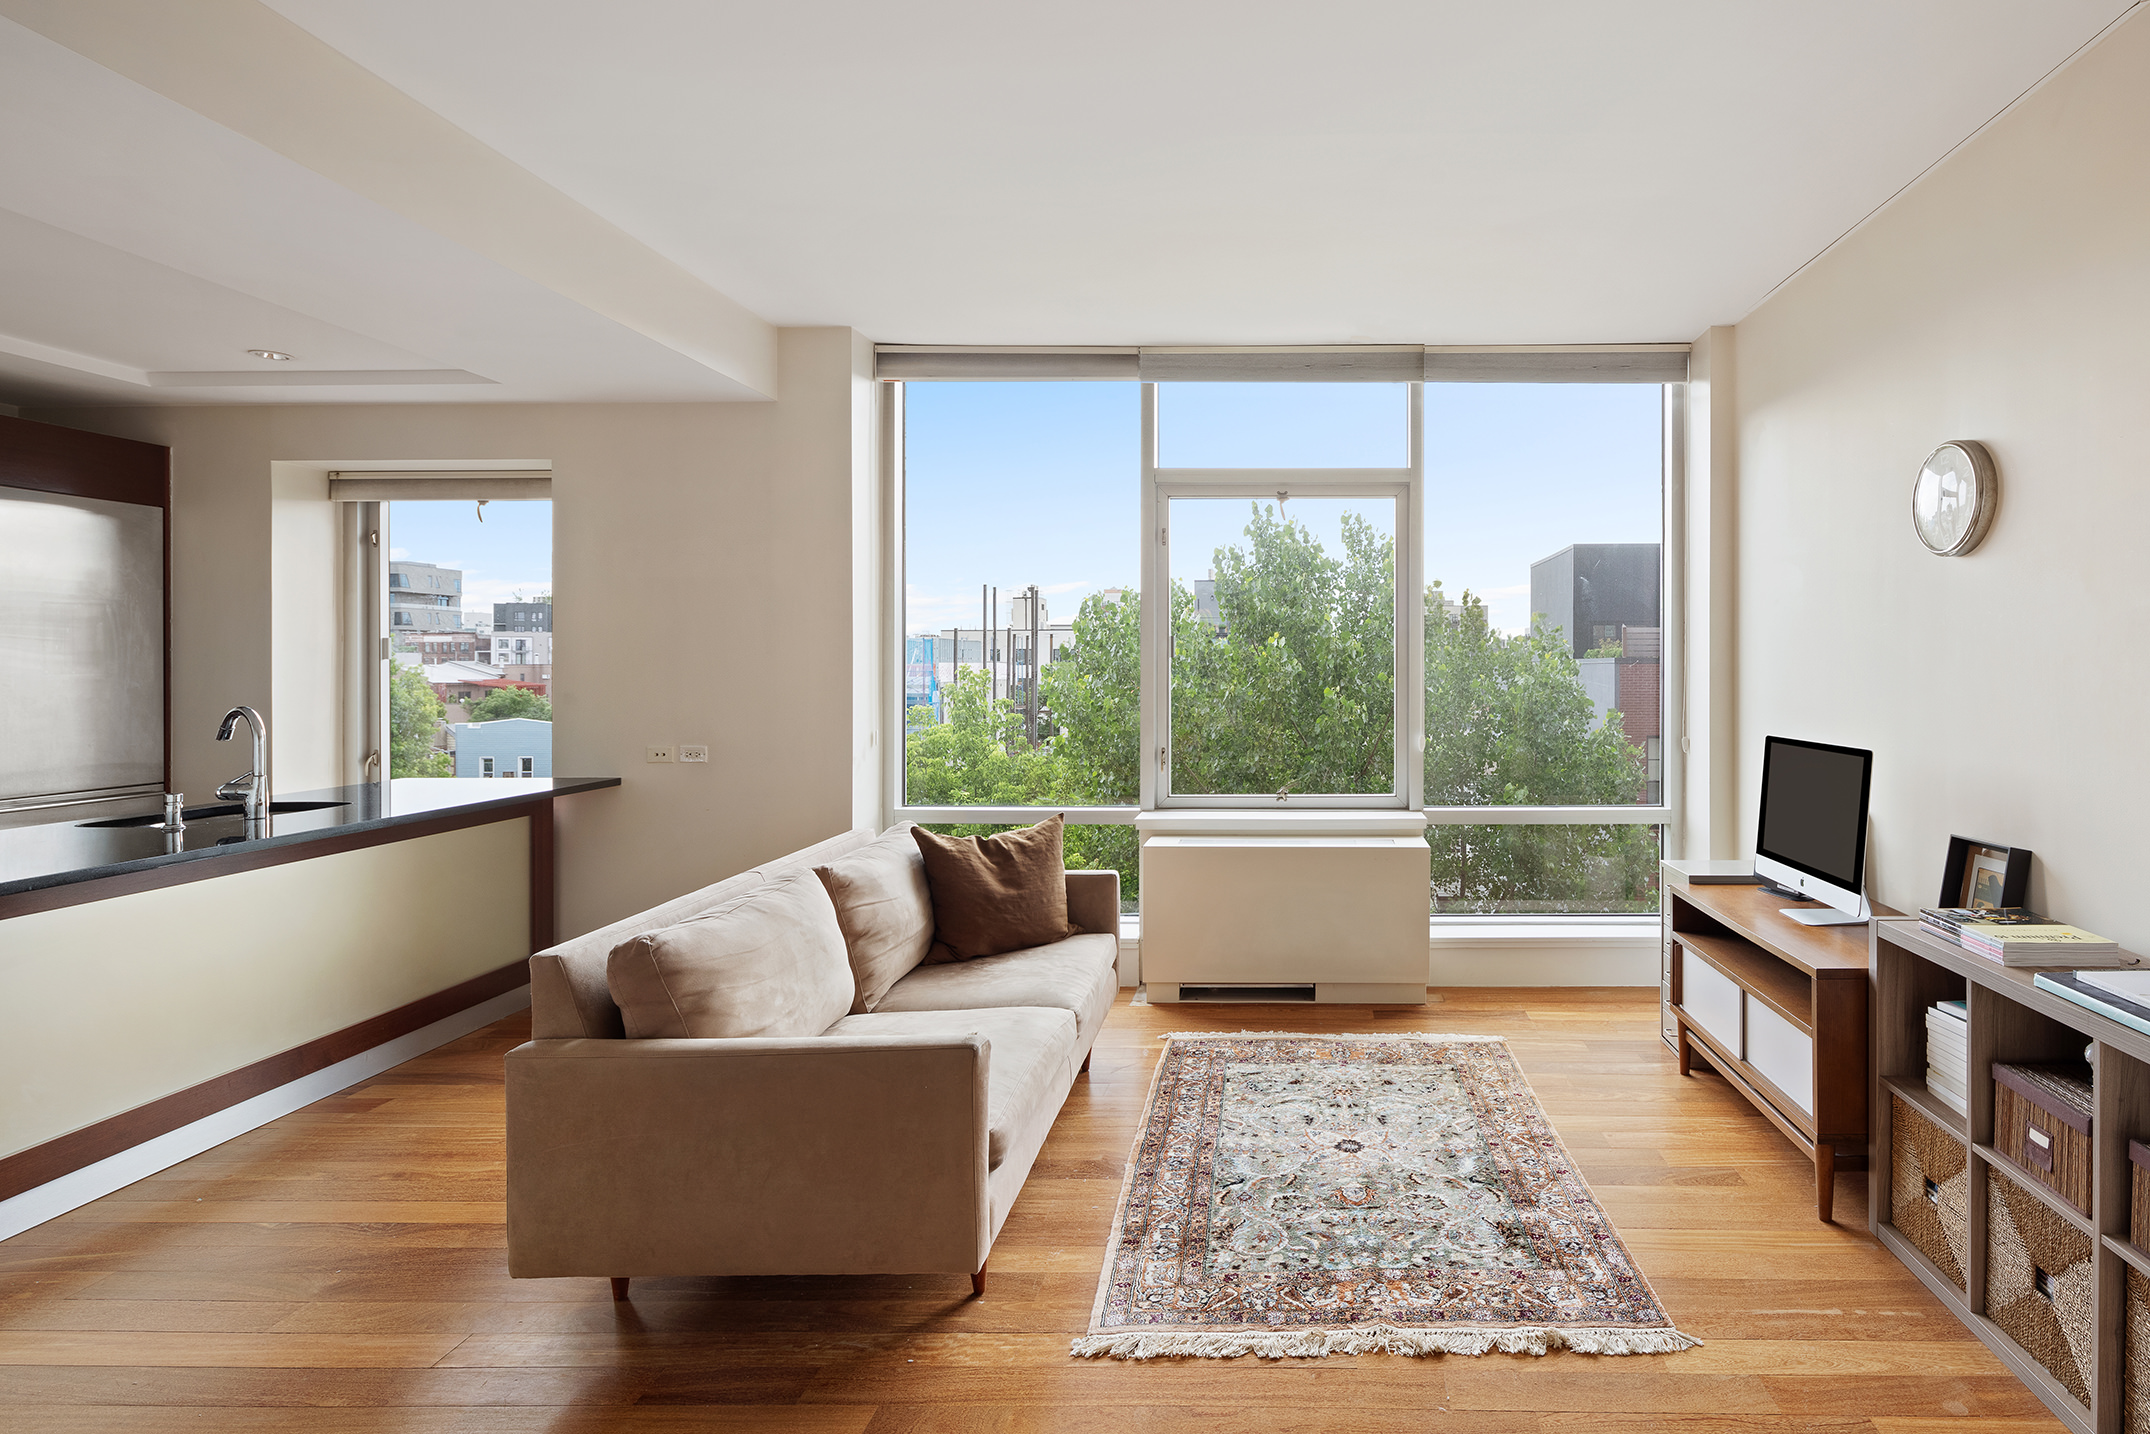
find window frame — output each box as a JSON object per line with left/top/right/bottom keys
{"left": 336, "top": 472, "right": 553, "bottom": 789}
{"left": 881, "top": 363, "right": 1683, "bottom": 862}
{"left": 1143, "top": 380, "right": 1423, "bottom": 810}
{"left": 885, "top": 376, "right": 1139, "bottom": 829}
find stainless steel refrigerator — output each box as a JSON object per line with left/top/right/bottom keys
{"left": 0, "top": 483, "right": 165, "bottom": 826}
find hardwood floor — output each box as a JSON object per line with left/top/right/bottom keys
{"left": 0, "top": 989, "right": 2065, "bottom": 1433}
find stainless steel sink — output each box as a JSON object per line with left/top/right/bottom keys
{"left": 78, "top": 800, "right": 349, "bottom": 829}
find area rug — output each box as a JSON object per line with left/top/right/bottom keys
{"left": 1072, "top": 1031, "right": 1700, "bottom": 1360}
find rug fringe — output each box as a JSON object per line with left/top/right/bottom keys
{"left": 1157, "top": 1031, "right": 1506, "bottom": 1043}
{"left": 1070, "top": 1323, "right": 1703, "bottom": 1361}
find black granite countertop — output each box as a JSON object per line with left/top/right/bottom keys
{"left": 0, "top": 777, "right": 620, "bottom": 901}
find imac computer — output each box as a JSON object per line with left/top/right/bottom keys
{"left": 1753, "top": 736, "right": 1874, "bottom": 927}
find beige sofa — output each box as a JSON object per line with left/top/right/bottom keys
{"left": 505, "top": 827, "right": 1119, "bottom": 1297}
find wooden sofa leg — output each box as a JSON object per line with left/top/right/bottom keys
{"left": 610, "top": 1277, "right": 630, "bottom": 1302}
{"left": 971, "top": 1264, "right": 987, "bottom": 1298}
{"left": 1080, "top": 1051, "right": 1091, "bottom": 1074}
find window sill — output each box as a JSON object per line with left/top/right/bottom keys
{"left": 1428, "top": 916, "right": 1658, "bottom": 945}
{"left": 1135, "top": 810, "right": 1427, "bottom": 837}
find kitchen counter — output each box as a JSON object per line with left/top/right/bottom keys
{"left": 1, "top": 775, "right": 618, "bottom": 1212}
{"left": 0, "top": 777, "right": 619, "bottom": 907}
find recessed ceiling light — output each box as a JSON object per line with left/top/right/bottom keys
{"left": 247, "top": 349, "right": 294, "bottom": 361}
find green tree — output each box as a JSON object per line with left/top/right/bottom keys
{"left": 389, "top": 664, "right": 452, "bottom": 778}
{"left": 1423, "top": 584, "right": 1655, "bottom": 912}
{"left": 1039, "top": 591, "right": 1140, "bottom": 805}
{"left": 1170, "top": 504, "right": 1393, "bottom": 796}
{"left": 468, "top": 687, "right": 554, "bottom": 723}
{"left": 902, "top": 508, "right": 1660, "bottom": 918}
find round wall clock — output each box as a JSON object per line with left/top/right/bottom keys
{"left": 1911, "top": 440, "right": 1998, "bottom": 556}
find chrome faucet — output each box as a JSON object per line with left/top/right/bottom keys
{"left": 214, "top": 706, "right": 270, "bottom": 828}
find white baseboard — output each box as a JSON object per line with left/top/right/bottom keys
{"left": 1427, "top": 939, "right": 1658, "bottom": 987}
{"left": 0, "top": 985, "right": 531, "bottom": 1243}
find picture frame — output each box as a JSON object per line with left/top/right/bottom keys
{"left": 1938, "top": 836, "right": 2032, "bottom": 912}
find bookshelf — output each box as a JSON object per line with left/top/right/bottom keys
{"left": 1870, "top": 917, "right": 2150, "bottom": 1434}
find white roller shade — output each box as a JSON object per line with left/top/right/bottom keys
{"left": 875, "top": 344, "right": 1689, "bottom": 384}
{"left": 873, "top": 348, "right": 1137, "bottom": 380}
{"left": 1422, "top": 348, "right": 1688, "bottom": 383}
{"left": 1137, "top": 347, "right": 1425, "bottom": 382}
{"left": 327, "top": 472, "right": 552, "bottom": 501}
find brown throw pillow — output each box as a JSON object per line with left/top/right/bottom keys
{"left": 911, "top": 816, "right": 1076, "bottom": 961}
{"left": 814, "top": 823, "right": 935, "bottom": 1012}
{"left": 606, "top": 869, "right": 854, "bottom": 1039}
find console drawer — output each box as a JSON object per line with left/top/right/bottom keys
{"left": 1746, "top": 996, "right": 1815, "bottom": 1116}
{"left": 1678, "top": 947, "right": 1743, "bottom": 1059}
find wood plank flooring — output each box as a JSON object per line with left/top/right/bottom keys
{"left": 0, "top": 989, "right": 2065, "bottom": 1432}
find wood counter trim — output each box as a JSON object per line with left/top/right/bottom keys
{"left": 0, "top": 958, "right": 529, "bottom": 1204}
{"left": 0, "top": 799, "right": 550, "bottom": 922}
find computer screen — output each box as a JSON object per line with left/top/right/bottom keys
{"left": 1756, "top": 736, "right": 1872, "bottom": 893}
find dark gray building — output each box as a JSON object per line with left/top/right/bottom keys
{"left": 1529, "top": 544, "right": 1659, "bottom": 657}
{"left": 493, "top": 601, "right": 553, "bottom": 634}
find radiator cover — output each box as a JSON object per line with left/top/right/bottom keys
{"left": 1139, "top": 835, "right": 1429, "bottom": 1003}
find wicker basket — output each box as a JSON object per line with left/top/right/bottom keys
{"left": 1987, "top": 1167, "right": 2095, "bottom": 1407}
{"left": 1993, "top": 1062, "right": 2094, "bottom": 1216}
{"left": 1890, "top": 1095, "right": 1967, "bottom": 1288}
{"left": 2127, "top": 1266, "right": 2150, "bottom": 1434}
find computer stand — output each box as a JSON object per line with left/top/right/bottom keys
{"left": 1781, "top": 896, "right": 1872, "bottom": 927}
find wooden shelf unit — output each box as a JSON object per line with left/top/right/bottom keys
{"left": 1662, "top": 868, "right": 1876, "bottom": 1221}
{"left": 1870, "top": 916, "right": 2150, "bottom": 1434}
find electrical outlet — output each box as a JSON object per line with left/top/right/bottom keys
{"left": 679, "top": 745, "right": 709, "bottom": 763}
{"left": 646, "top": 745, "right": 675, "bottom": 763}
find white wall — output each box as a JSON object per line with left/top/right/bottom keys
{"left": 1729, "top": 10, "right": 2150, "bottom": 940}
{"left": 269, "top": 461, "right": 343, "bottom": 792}
{"left": 1683, "top": 326, "right": 1739, "bottom": 859}
{"left": 30, "top": 328, "right": 873, "bottom": 940}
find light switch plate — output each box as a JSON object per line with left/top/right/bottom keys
{"left": 679, "top": 745, "right": 709, "bottom": 763}
{"left": 646, "top": 746, "right": 675, "bottom": 763}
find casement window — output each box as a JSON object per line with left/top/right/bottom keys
{"left": 331, "top": 471, "right": 552, "bottom": 784}
{"left": 884, "top": 347, "right": 1682, "bottom": 915}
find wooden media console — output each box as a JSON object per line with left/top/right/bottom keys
{"left": 1662, "top": 863, "right": 1880, "bottom": 1221}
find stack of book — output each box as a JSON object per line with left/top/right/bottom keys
{"left": 1919, "top": 907, "right": 2129, "bottom": 968}
{"left": 1925, "top": 998, "right": 1968, "bottom": 1117}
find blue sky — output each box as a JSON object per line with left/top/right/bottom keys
{"left": 387, "top": 499, "right": 552, "bottom": 624}
{"left": 904, "top": 381, "right": 1661, "bottom": 635}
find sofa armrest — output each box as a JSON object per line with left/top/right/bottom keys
{"left": 506, "top": 1034, "right": 990, "bottom": 1278}
{"left": 1064, "top": 869, "right": 1121, "bottom": 937}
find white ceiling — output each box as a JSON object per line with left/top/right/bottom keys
{"left": 0, "top": 1, "right": 2137, "bottom": 406}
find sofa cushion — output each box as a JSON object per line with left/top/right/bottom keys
{"left": 814, "top": 824, "right": 935, "bottom": 1013}
{"left": 527, "top": 829, "right": 880, "bottom": 1041}
{"left": 606, "top": 870, "right": 854, "bottom": 1039}
{"left": 912, "top": 816, "right": 1076, "bottom": 960}
{"left": 824, "top": 1006, "right": 1078, "bottom": 1169}
{"left": 875, "top": 933, "right": 1119, "bottom": 1054}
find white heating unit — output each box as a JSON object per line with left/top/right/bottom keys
{"left": 1139, "top": 832, "right": 1431, "bottom": 1003}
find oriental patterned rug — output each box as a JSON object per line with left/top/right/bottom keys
{"left": 1072, "top": 1031, "right": 1699, "bottom": 1360}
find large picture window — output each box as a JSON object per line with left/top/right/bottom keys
{"left": 1421, "top": 383, "right": 1665, "bottom": 913}
{"left": 890, "top": 350, "right": 1675, "bottom": 917}
{"left": 899, "top": 381, "right": 1141, "bottom": 902}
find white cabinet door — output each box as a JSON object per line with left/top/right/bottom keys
{"left": 1678, "top": 949, "right": 1743, "bottom": 1059}
{"left": 1745, "top": 997, "right": 1815, "bottom": 1117}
